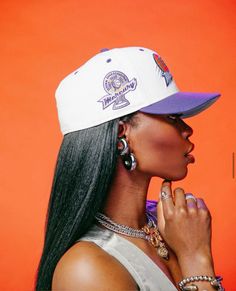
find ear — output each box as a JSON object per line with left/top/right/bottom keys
{"left": 118, "top": 121, "right": 130, "bottom": 138}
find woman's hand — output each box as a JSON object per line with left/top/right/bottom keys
{"left": 157, "top": 180, "right": 213, "bottom": 265}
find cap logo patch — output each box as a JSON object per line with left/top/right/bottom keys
{"left": 153, "top": 53, "right": 173, "bottom": 86}
{"left": 98, "top": 71, "right": 137, "bottom": 110}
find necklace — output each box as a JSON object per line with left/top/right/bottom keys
{"left": 95, "top": 211, "right": 169, "bottom": 260}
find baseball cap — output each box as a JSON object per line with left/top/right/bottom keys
{"left": 55, "top": 46, "right": 220, "bottom": 135}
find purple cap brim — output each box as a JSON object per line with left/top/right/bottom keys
{"left": 139, "top": 92, "right": 220, "bottom": 118}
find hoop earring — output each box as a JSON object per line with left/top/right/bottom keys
{"left": 118, "top": 138, "right": 129, "bottom": 156}
{"left": 122, "top": 153, "right": 137, "bottom": 171}
{"left": 118, "top": 138, "right": 137, "bottom": 171}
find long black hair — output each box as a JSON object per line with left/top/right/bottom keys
{"left": 35, "top": 113, "right": 137, "bottom": 290}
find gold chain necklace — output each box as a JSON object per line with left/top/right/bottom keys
{"left": 95, "top": 211, "right": 169, "bottom": 260}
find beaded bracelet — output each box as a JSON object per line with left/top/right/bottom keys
{"left": 178, "top": 275, "right": 224, "bottom": 291}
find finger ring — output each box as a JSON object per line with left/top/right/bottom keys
{"left": 160, "top": 191, "right": 171, "bottom": 200}
{"left": 185, "top": 193, "right": 197, "bottom": 202}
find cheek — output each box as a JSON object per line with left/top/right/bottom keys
{"left": 155, "top": 137, "right": 182, "bottom": 160}
{"left": 133, "top": 132, "right": 187, "bottom": 178}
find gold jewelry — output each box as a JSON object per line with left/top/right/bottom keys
{"left": 95, "top": 211, "right": 169, "bottom": 260}
{"left": 142, "top": 222, "right": 169, "bottom": 260}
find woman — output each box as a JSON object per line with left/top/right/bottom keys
{"left": 36, "top": 47, "right": 224, "bottom": 290}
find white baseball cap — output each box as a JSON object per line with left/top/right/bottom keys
{"left": 55, "top": 46, "right": 220, "bottom": 135}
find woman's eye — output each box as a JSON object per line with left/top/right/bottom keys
{"left": 167, "top": 115, "right": 178, "bottom": 121}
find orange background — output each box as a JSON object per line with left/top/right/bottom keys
{"left": 0, "top": 0, "right": 235, "bottom": 290}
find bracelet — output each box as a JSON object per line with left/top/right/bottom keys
{"left": 178, "top": 275, "right": 224, "bottom": 291}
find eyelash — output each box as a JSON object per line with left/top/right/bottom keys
{"left": 167, "top": 115, "right": 179, "bottom": 121}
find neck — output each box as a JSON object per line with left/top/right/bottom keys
{"left": 103, "top": 160, "right": 151, "bottom": 228}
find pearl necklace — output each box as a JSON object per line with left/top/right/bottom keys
{"left": 95, "top": 211, "right": 169, "bottom": 260}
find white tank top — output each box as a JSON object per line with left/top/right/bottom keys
{"left": 78, "top": 200, "right": 178, "bottom": 291}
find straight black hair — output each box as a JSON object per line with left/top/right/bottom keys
{"left": 35, "top": 113, "right": 137, "bottom": 290}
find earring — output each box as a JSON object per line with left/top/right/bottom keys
{"left": 118, "top": 138, "right": 137, "bottom": 171}
{"left": 122, "top": 153, "right": 137, "bottom": 171}
{"left": 118, "top": 138, "right": 129, "bottom": 156}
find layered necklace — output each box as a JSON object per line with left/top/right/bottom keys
{"left": 95, "top": 211, "right": 169, "bottom": 260}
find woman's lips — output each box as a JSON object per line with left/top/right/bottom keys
{"left": 185, "top": 143, "right": 195, "bottom": 163}
{"left": 185, "top": 153, "right": 195, "bottom": 163}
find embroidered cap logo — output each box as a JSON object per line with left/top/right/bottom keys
{"left": 98, "top": 71, "right": 137, "bottom": 110}
{"left": 153, "top": 54, "right": 173, "bottom": 86}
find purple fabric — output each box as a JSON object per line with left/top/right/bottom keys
{"left": 146, "top": 199, "right": 158, "bottom": 223}
{"left": 140, "top": 92, "right": 220, "bottom": 118}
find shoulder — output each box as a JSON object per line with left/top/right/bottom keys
{"left": 52, "top": 241, "right": 138, "bottom": 291}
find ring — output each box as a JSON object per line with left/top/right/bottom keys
{"left": 160, "top": 191, "right": 171, "bottom": 200}
{"left": 185, "top": 193, "right": 197, "bottom": 202}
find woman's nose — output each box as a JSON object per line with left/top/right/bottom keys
{"left": 180, "top": 120, "right": 193, "bottom": 139}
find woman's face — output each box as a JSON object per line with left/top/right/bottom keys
{"left": 126, "top": 112, "right": 194, "bottom": 181}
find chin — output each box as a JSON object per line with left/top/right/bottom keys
{"left": 140, "top": 163, "right": 189, "bottom": 180}
{"left": 163, "top": 168, "right": 188, "bottom": 181}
